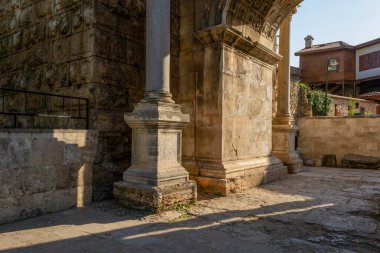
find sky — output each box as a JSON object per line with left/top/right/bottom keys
{"left": 290, "top": 0, "right": 380, "bottom": 67}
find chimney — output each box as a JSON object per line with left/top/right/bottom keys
{"left": 304, "top": 35, "right": 314, "bottom": 48}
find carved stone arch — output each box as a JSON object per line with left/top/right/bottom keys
{"left": 197, "top": 0, "right": 302, "bottom": 64}
{"left": 179, "top": 0, "right": 304, "bottom": 194}
{"left": 224, "top": 0, "right": 301, "bottom": 40}
{"left": 201, "top": 0, "right": 302, "bottom": 32}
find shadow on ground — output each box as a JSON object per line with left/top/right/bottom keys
{"left": 0, "top": 167, "right": 379, "bottom": 253}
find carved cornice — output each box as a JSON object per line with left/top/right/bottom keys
{"left": 195, "top": 25, "right": 282, "bottom": 65}
{"left": 196, "top": 0, "right": 303, "bottom": 64}
{"left": 200, "top": 0, "right": 303, "bottom": 41}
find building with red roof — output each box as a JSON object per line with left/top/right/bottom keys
{"left": 295, "top": 36, "right": 380, "bottom": 98}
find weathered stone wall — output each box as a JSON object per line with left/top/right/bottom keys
{"left": 178, "top": 0, "right": 200, "bottom": 169}
{"left": 290, "top": 82, "right": 301, "bottom": 123}
{"left": 83, "top": 0, "right": 180, "bottom": 200}
{"left": 0, "top": 0, "right": 298, "bottom": 199}
{"left": 0, "top": 129, "right": 97, "bottom": 224}
{"left": 181, "top": 43, "right": 274, "bottom": 164}
{"left": 329, "top": 95, "right": 377, "bottom": 116}
{"left": 290, "top": 86, "right": 378, "bottom": 122}
{"left": 0, "top": 0, "right": 111, "bottom": 200}
{"left": 178, "top": 0, "right": 289, "bottom": 195}
{"left": 298, "top": 117, "right": 380, "bottom": 166}
{"left": 222, "top": 47, "right": 273, "bottom": 161}
{"left": 289, "top": 67, "right": 306, "bottom": 123}
{"left": 89, "top": 0, "right": 146, "bottom": 201}
{"left": 0, "top": 0, "right": 180, "bottom": 200}
{"left": 0, "top": 0, "right": 94, "bottom": 92}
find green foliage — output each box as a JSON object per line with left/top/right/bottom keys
{"left": 295, "top": 81, "right": 311, "bottom": 91}
{"left": 348, "top": 96, "right": 355, "bottom": 116}
{"left": 307, "top": 89, "right": 332, "bottom": 116}
{"left": 168, "top": 200, "right": 198, "bottom": 221}
{"left": 295, "top": 82, "right": 331, "bottom": 116}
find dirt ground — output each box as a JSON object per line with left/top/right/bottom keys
{"left": 0, "top": 167, "right": 379, "bottom": 253}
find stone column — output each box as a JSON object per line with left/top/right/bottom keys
{"left": 114, "top": 0, "right": 196, "bottom": 211}
{"left": 144, "top": 0, "right": 173, "bottom": 103}
{"left": 276, "top": 14, "right": 292, "bottom": 121}
{"left": 272, "top": 12, "right": 303, "bottom": 174}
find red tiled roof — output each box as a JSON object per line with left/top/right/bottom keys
{"left": 356, "top": 37, "right": 380, "bottom": 50}
{"left": 359, "top": 92, "right": 380, "bottom": 100}
{"left": 295, "top": 37, "right": 380, "bottom": 56}
{"left": 295, "top": 41, "right": 354, "bottom": 56}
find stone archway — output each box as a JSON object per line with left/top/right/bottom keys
{"left": 199, "top": 0, "right": 302, "bottom": 48}
{"left": 179, "top": 0, "right": 303, "bottom": 195}
{"left": 113, "top": 0, "right": 305, "bottom": 210}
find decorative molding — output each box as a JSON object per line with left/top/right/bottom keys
{"left": 196, "top": 0, "right": 302, "bottom": 64}
{"left": 195, "top": 25, "right": 282, "bottom": 65}
{"left": 201, "top": 0, "right": 302, "bottom": 41}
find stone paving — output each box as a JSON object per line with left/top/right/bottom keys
{"left": 0, "top": 167, "right": 379, "bottom": 253}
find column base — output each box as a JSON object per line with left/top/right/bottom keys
{"left": 272, "top": 122, "right": 304, "bottom": 174}
{"left": 273, "top": 151, "right": 303, "bottom": 174}
{"left": 184, "top": 156, "right": 287, "bottom": 196}
{"left": 113, "top": 100, "right": 196, "bottom": 211}
{"left": 114, "top": 181, "right": 197, "bottom": 211}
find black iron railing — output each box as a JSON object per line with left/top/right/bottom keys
{"left": 0, "top": 88, "right": 89, "bottom": 129}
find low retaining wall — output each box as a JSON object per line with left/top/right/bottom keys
{"left": 298, "top": 117, "right": 380, "bottom": 167}
{"left": 329, "top": 95, "right": 378, "bottom": 116}
{"left": 0, "top": 129, "right": 97, "bottom": 224}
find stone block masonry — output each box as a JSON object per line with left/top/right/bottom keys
{"left": 298, "top": 117, "right": 380, "bottom": 167}
{"left": 0, "top": 0, "right": 181, "bottom": 200}
{"left": 0, "top": 129, "right": 97, "bottom": 224}
{"left": 328, "top": 95, "right": 377, "bottom": 116}
{"left": 113, "top": 0, "right": 196, "bottom": 211}
{"left": 177, "top": 0, "right": 304, "bottom": 195}
{"left": 0, "top": 0, "right": 304, "bottom": 203}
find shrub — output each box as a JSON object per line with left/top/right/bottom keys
{"left": 295, "top": 81, "right": 311, "bottom": 92}
{"left": 348, "top": 96, "right": 355, "bottom": 116}
{"left": 308, "top": 89, "right": 332, "bottom": 116}
{"left": 295, "top": 82, "right": 332, "bottom": 116}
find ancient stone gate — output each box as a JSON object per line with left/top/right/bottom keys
{"left": 115, "top": 0, "right": 303, "bottom": 209}
{"left": 0, "top": 0, "right": 303, "bottom": 210}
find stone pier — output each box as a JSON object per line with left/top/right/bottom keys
{"left": 113, "top": 0, "right": 196, "bottom": 211}
{"left": 272, "top": 12, "right": 303, "bottom": 174}
{"left": 178, "top": 1, "right": 295, "bottom": 196}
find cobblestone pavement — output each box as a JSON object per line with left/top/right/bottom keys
{"left": 0, "top": 167, "right": 379, "bottom": 253}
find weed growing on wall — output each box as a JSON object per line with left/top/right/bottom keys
{"left": 348, "top": 96, "right": 356, "bottom": 116}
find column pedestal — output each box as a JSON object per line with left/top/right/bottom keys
{"left": 114, "top": 101, "right": 196, "bottom": 211}
{"left": 272, "top": 117, "right": 303, "bottom": 174}
{"left": 113, "top": 0, "right": 196, "bottom": 211}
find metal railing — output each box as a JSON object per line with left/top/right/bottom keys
{"left": 0, "top": 88, "right": 89, "bottom": 129}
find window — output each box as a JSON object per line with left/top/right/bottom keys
{"left": 328, "top": 58, "right": 339, "bottom": 72}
